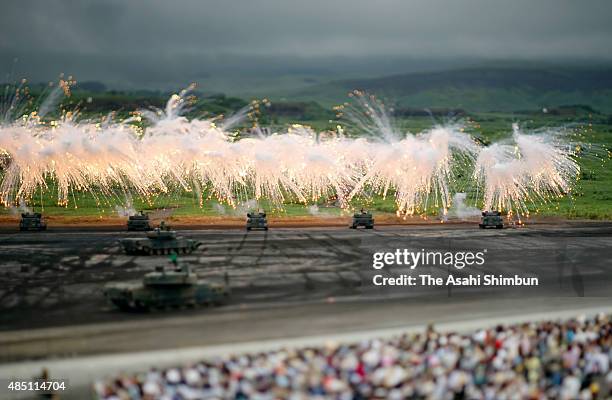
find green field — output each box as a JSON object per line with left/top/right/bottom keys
{"left": 2, "top": 87, "right": 611, "bottom": 220}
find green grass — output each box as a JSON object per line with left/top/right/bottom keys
{"left": 1, "top": 100, "right": 611, "bottom": 220}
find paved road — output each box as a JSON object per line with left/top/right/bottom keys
{"left": 0, "top": 223, "right": 610, "bottom": 362}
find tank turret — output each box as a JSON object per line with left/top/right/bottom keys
{"left": 350, "top": 209, "right": 374, "bottom": 229}
{"left": 19, "top": 212, "right": 47, "bottom": 231}
{"left": 120, "top": 221, "right": 201, "bottom": 255}
{"left": 479, "top": 211, "right": 504, "bottom": 229}
{"left": 246, "top": 210, "right": 268, "bottom": 231}
{"left": 146, "top": 222, "right": 177, "bottom": 240}
{"left": 127, "top": 211, "right": 152, "bottom": 231}
{"left": 103, "top": 258, "right": 229, "bottom": 311}
{"left": 143, "top": 262, "right": 198, "bottom": 286}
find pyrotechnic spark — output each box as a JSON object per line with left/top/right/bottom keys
{"left": 473, "top": 124, "right": 581, "bottom": 217}
{"left": 0, "top": 86, "right": 583, "bottom": 218}
{"left": 339, "top": 92, "right": 479, "bottom": 216}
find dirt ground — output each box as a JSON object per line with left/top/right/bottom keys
{"left": 0, "top": 213, "right": 597, "bottom": 230}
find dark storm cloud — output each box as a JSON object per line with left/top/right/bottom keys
{"left": 1, "top": 0, "right": 612, "bottom": 88}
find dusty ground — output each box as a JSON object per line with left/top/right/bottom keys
{"left": 0, "top": 213, "right": 448, "bottom": 229}
{"left": 0, "top": 213, "right": 599, "bottom": 230}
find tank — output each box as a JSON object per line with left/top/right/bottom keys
{"left": 479, "top": 211, "right": 504, "bottom": 229}
{"left": 246, "top": 211, "right": 268, "bottom": 231}
{"left": 103, "top": 260, "right": 229, "bottom": 311}
{"left": 19, "top": 213, "right": 47, "bottom": 231}
{"left": 350, "top": 210, "right": 374, "bottom": 229}
{"left": 120, "top": 222, "right": 201, "bottom": 255}
{"left": 127, "top": 211, "right": 152, "bottom": 231}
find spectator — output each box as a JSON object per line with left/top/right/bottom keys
{"left": 95, "top": 314, "right": 611, "bottom": 400}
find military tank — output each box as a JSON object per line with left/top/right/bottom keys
{"left": 19, "top": 213, "right": 47, "bottom": 231}
{"left": 246, "top": 211, "right": 268, "bottom": 231}
{"left": 479, "top": 211, "right": 504, "bottom": 229}
{"left": 104, "top": 259, "right": 229, "bottom": 311}
{"left": 127, "top": 211, "right": 152, "bottom": 231}
{"left": 350, "top": 209, "right": 374, "bottom": 229}
{"left": 120, "top": 222, "right": 201, "bottom": 255}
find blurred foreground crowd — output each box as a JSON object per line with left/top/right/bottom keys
{"left": 95, "top": 314, "right": 611, "bottom": 399}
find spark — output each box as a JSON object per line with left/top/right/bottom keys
{"left": 0, "top": 88, "right": 583, "bottom": 218}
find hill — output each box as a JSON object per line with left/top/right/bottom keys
{"left": 288, "top": 67, "right": 612, "bottom": 113}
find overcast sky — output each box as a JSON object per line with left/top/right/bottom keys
{"left": 2, "top": 0, "right": 612, "bottom": 89}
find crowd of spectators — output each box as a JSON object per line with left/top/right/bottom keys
{"left": 95, "top": 313, "right": 611, "bottom": 399}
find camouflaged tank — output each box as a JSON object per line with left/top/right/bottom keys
{"left": 246, "top": 211, "right": 268, "bottom": 231}
{"left": 350, "top": 210, "right": 374, "bottom": 229}
{"left": 479, "top": 211, "right": 504, "bottom": 229}
{"left": 120, "top": 222, "right": 201, "bottom": 255}
{"left": 127, "top": 211, "right": 152, "bottom": 231}
{"left": 19, "top": 213, "right": 47, "bottom": 231}
{"left": 103, "top": 260, "right": 229, "bottom": 311}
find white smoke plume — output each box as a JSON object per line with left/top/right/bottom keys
{"left": 0, "top": 88, "right": 582, "bottom": 218}
{"left": 308, "top": 204, "right": 320, "bottom": 215}
{"left": 448, "top": 193, "right": 481, "bottom": 220}
{"left": 8, "top": 198, "right": 33, "bottom": 215}
{"left": 233, "top": 199, "right": 259, "bottom": 216}
{"left": 473, "top": 124, "right": 580, "bottom": 217}
{"left": 212, "top": 202, "right": 226, "bottom": 215}
{"left": 115, "top": 197, "right": 136, "bottom": 217}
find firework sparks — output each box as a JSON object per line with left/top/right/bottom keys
{"left": 473, "top": 124, "right": 580, "bottom": 218}
{"left": 0, "top": 88, "right": 582, "bottom": 218}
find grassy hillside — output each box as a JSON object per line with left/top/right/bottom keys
{"left": 288, "top": 67, "right": 612, "bottom": 113}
